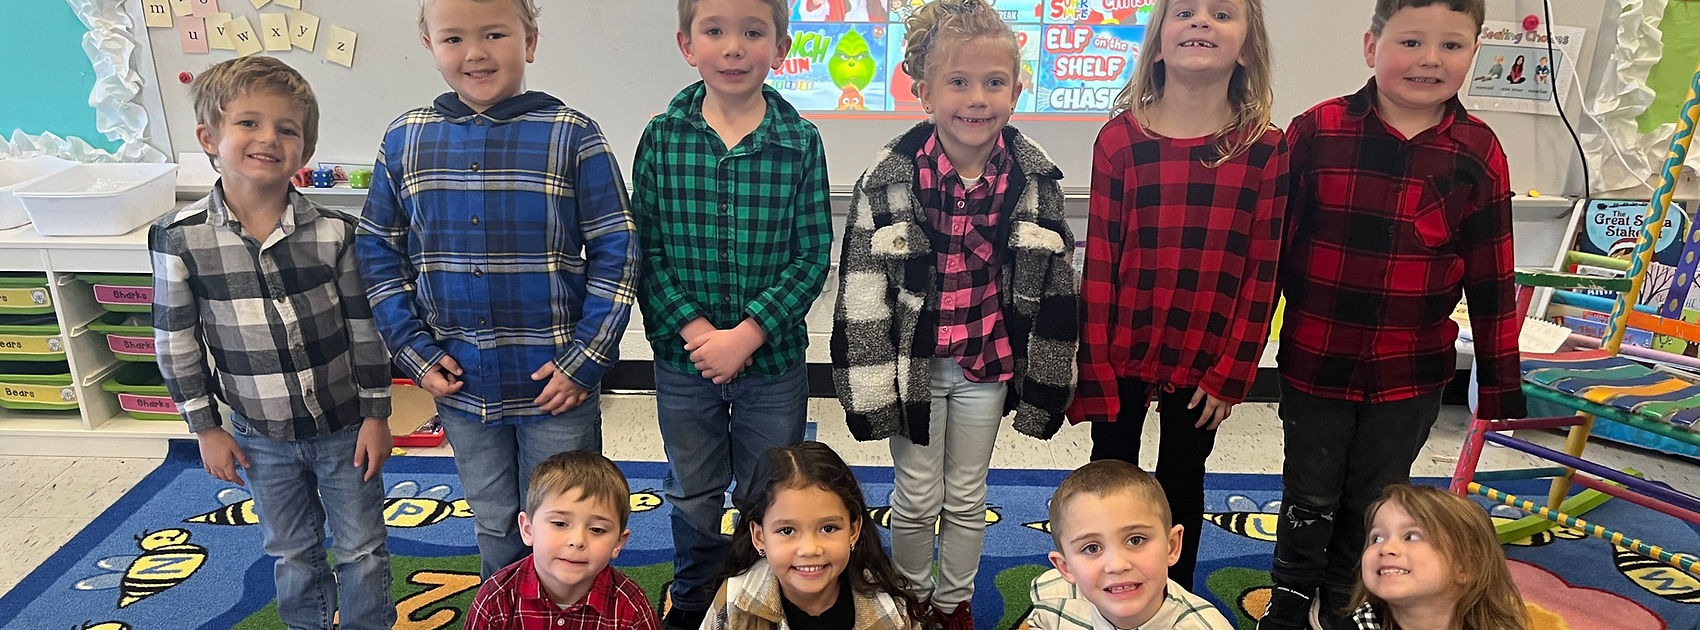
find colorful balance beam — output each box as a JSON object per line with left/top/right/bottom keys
{"left": 1470, "top": 483, "right": 1699, "bottom": 577}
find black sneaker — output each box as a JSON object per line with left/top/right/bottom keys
{"left": 663, "top": 606, "right": 707, "bottom": 630}
{"left": 1257, "top": 585, "right": 1314, "bottom": 630}
{"left": 1311, "top": 588, "right": 1356, "bottom": 630}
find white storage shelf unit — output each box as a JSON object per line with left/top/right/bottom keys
{"left": 0, "top": 219, "right": 182, "bottom": 457}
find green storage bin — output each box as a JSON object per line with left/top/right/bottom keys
{"left": 103, "top": 362, "right": 178, "bottom": 421}
{"left": 0, "top": 274, "right": 53, "bottom": 315}
{"left": 81, "top": 273, "right": 152, "bottom": 314}
{"left": 87, "top": 312, "right": 155, "bottom": 362}
{"left": 0, "top": 314, "right": 66, "bottom": 361}
{"left": 0, "top": 360, "right": 77, "bottom": 410}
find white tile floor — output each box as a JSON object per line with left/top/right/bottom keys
{"left": 2, "top": 395, "right": 1695, "bottom": 600}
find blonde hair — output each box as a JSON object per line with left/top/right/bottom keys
{"left": 677, "top": 0, "right": 790, "bottom": 38}
{"left": 900, "top": 0, "right": 1020, "bottom": 98}
{"left": 1350, "top": 485, "right": 1530, "bottom": 630}
{"left": 1047, "top": 460, "right": 1171, "bottom": 549}
{"left": 525, "top": 450, "right": 632, "bottom": 529}
{"left": 418, "top": 0, "right": 540, "bottom": 36}
{"left": 1112, "top": 0, "right": 1274, "bottom": 166}
{"left": 191, "top": 55, "right": 319, "bottom": 168}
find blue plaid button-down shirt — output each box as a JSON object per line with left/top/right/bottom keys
{"left": 357, "top": 91, "right": 638, "bottom": 425}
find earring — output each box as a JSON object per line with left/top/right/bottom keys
{"left": 756, "top": 548, "right": 766, "bottom": 557}
{"left": 850, "top": 543, "right": 856, "bottom": 552}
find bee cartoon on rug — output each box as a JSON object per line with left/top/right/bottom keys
{"left": 1612, "top": 548, "right": 1700, "bottom": 604}
{"left": 1204, "top": 495, "right": 1283, "bottom": 543}
{"left": 1488, "top": 505, "right": 1586, "bottom": 547}
{"left": 74, "top": 528, "right": 207, "bottom": 608}
{"left": 182, "top": 487, "right": 259, "bottom": 526}
{"left": 630, "top": 489, "right": 664, "bottom": 513}
{"left": 383, "top": 481, "right": 475, "bottom": 528}
{"left": 869, "top": 504, "right": 1002, "bottom": 534}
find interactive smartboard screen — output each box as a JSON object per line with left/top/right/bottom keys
{"left": 774, "top": 0, "right": 1153, "bottom": 114}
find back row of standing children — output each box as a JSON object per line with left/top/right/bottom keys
{"left": 152, "top": 0, "right": 1523, "bottom": 627}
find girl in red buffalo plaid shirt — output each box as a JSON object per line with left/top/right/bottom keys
{"left": 1068, "top": 0, "right": 1288, "bottom": 591}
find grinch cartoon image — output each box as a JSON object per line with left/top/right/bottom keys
{"left": 830, "top": 29, "right": 877, "bottom": 92}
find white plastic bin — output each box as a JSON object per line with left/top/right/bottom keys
{"left": 0, "top": 157, "right": 76, "bottom": 230}
{"left": 13, "top": 163, "right": 178, "bottom": 236}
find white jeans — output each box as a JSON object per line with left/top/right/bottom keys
{"left": 888, "top": 358, "right": 1008, "bottom": 610}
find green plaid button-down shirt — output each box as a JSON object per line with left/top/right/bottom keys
{"left": 632, "top": 82, "right": 832, "bottom": 376}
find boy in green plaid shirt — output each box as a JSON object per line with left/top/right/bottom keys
{"left": 632, "top": 1, "right": 831, "bottom": 627}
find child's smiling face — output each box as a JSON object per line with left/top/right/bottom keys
{"left": 1046, "top": 489, "right": 1184, "bottom": 629}
{"left": 750, "top": 485, "right": 861, "bottom": 615}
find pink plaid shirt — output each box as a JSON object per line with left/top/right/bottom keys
{"left": 916, "top": 133, "right": 1014, "bottom": 383}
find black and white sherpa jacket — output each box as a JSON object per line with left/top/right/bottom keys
{"left": 830, "top": 121, "right": 1079, "bottom": 446}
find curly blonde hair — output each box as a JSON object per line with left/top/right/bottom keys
{"left": 1111, "top": 0, "right": 1273, "bottom": 166}
{"left": 899, "top": 0, "right": 1019, "bottom": 97}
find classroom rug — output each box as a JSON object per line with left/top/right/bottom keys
{"left": 1, "top": 440, "right": 1696, "bottom": 630}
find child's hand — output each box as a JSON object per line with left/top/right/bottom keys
{"left": 685, "top": 325, "right": 764, "bottom": 384}
{"left": 532, "top": 362, "right": 590, "bottom": 414}
{"left": 420, "top": 355, "right": 464, "bottom": 398}
{"left": 196, "top": 427, "right": 250, "bottom": 487}
{"left": 353, "top": 417, "right": 393, "bottom": 482}
{"left": 680, "top": 317, "right": 717, "bottom": 345}
{"left": 1189, "top": 389, "right": 1234, "bottom": 430}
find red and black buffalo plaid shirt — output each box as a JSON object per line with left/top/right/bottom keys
{"left": 463, "top": 557, "right": 660, "bottom": 630}
{"left": 1279, "top": 79, "right": 1526, "bottom": 420}
{"left": 1070, "top": 113, "right": 1289, "bottom": 423}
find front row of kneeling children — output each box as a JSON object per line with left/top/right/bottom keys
{"left": 460, "top": 442, "right": 1528, "bottom": 630}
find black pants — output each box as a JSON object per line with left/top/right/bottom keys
{"left": 1270, "top": 381, "right": 1444, "bottom": 595}
{"left": 1089, "top": 379, "right": 1218, "bottom": 591}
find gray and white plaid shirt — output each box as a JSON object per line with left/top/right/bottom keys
{"left": 152, "top": 184, "right": 390, "bottom": 440}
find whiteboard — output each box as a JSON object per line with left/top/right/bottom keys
{"left": 143, "top": 0, "right": 1613, "bottom": 194}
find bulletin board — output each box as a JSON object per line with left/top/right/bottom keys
{"left": 0, "top": 0, "right": 170, "bottom": 162}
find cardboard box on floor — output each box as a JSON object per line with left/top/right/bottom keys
{"left": 388, "top": 383, "right": 443, "bottom": 445}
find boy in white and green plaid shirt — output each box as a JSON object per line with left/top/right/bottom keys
{"left": 1029, "top": 460, "right": 1233, "bottom": 630}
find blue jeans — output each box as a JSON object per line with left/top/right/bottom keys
{"left": 230, "top": 413, "right": 393, "bottom": 630}
{"left": 438, "top": 392, "right": 603, "bottom": 579}
{"left": 654, "top": 361, "right": 808, "bottom": 612}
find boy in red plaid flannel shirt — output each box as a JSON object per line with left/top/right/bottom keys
{"left": 1261, "top": 2, "right": 1527, "bottom": 628}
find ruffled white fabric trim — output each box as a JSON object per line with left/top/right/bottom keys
{"left": 1582, "top": 0, "right": 1700, "bottom": 194}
